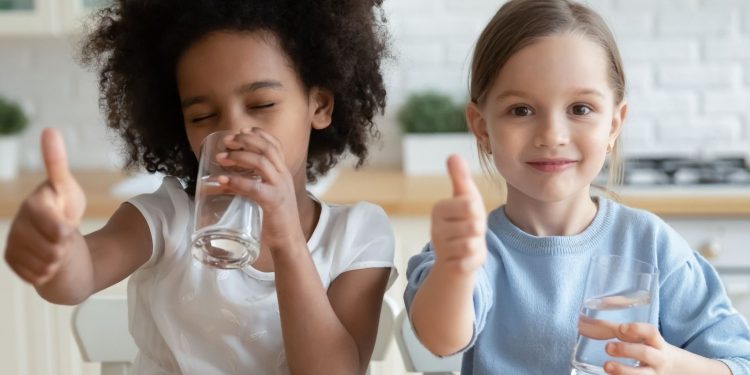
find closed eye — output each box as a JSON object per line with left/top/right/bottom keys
{"left": 249, "top": 103, "right": 275, "bottom": 110}
{"left": 191, "top": 114, "right": 215, "bottom": 123}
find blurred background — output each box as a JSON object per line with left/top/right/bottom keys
{"left": 1, "top": 0, "right": 749, "bottom": 374}
{"left": 0, "top": 0, "right": 749, "bottom": 171}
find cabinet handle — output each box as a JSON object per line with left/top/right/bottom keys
{"left": 699, "top": 241, "right": 721, "bottom": 260}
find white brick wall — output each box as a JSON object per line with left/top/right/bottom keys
{"left": 0, "top": 0, "right": 749, "bottom": 171}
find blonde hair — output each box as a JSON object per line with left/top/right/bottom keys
{"left": 469, "top": 0, "right": 625, "bottom": 190}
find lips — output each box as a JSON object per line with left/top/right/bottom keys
{"left": 526, "top": 158, "right": 578, "bottom": 172}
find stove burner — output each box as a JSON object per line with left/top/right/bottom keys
{"left": 618, "top": 157, "right": 750, "bottom": 186}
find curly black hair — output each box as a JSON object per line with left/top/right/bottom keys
{"left": 80, "top": 0, "right": 389, "bottom": 193}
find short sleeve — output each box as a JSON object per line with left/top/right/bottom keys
{"left": 332, "top": 202, "right": 398, "bottom": 288}
{"left": 126, "top": 176, "right": 183, "bottom": 269}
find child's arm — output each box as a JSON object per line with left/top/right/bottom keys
{"left": 4, "top": 129, "right": 151, "bottom": 305}
{"left": 409, "top": 155, "right": 488, "bottom": 356}
{"left": 218, "top": 128, "right": 392, "bottom": 374}
{"left": 275, "top": 247, "right": 390, "bottom": 375}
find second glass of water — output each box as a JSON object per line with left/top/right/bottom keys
{"left": 571, "top": 254, "right": 658, "bottom": 375}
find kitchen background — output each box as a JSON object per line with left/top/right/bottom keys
{"left": 1, "top": 0, "right": 750, "bottom": 171}
{"left": 1, "top": 0, "right": 750, "bottom": 374}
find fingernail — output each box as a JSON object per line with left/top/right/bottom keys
{"left": 604, "top": 363, "right": 614, "bottom": 372}
{"left": 241, "top": 128, "right": 252, "bottom": 134}
{"left": 216, "top": 152, "right": 227, "bottom": 159}
{"left": 606, "top": 342, "right": 615, "bottom": 353}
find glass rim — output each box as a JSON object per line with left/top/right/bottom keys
{"left": 590, "top": 254, "right": 658, "bottom": 275}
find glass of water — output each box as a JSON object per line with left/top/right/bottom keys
{"left": 192, "top": 130, "right": 262, "bottom": 269}
{"left": 570, "top": 254, "right": 658, "bottom": 375}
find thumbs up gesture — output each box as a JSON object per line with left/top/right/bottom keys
{"left": 430, "top": 155, "right": 487, "bottom": 274}
{"left": 4, "top": 128, "right": 86, "bottom": 286}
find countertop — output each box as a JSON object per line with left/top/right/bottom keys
{"left": 1, "top": 170, "right": 749, "bottom": 218}
{"left": 0, "top": 171, "right": 126, "bottom": 219}
{"left": 322, "top": 170, "right": 750, "bottom": 217}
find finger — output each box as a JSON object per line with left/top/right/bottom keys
{"left": 217, "top": 151, "right": 278, "bottom": 184}
{"left": 431, "top": 218, "right": 485, "bottom": 242}
{"left": 41, "top": 128, "right": 72, "bottom": 190}
{"left": 248, "top": 127, "right": 285, "bottom": 168}
{"left": 222, "top": 174, "right": 265, "bottom": 201}
{"left": 578, "top": 316, "right": 620, "bottom": 340}
{"left": 10, "top": 263, "right": 45, "bottom": 285}
{"left": 441, "top": 237, "right": 486, "bottom": 260}
{"left": 606, "top": 341, "right": 663, "bottom": 368}
{"left": 615, "top": 323, "right": 665, "bottom": 349}
{"left": 432, "top": 197, "right": 485, "bottom": 221}
{"left": 447, "top": 154, "right": 481, "bottom": 199}
{"left": 22, "top": 191, "right": 71, "bottom": 242}
{"left": 223, "top": 129, "right": 285, "bottom": 172}
{"left": 5, "top": 250, "right": 53, "bottom": 283}
{"left": 603, "top": 361, "right": 653, "bottom": 375}
{"left": 9, "top": 222, "right": 65, "bottom": 264}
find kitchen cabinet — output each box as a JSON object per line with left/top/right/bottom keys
{"left": 0, "top": 0, "right": 110, "bottom": 35}
{"left": 664, "top": 216, "right": 750, "bottom": 318}
{"left": 0, "top": 219, "right": 125, "bottom": 375}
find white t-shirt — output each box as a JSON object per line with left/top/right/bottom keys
{"left": 126, "top": 177, "right": 397, "bottom": 374}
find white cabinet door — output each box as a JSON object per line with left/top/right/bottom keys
{"left": 0, "top": 0, "right": 59, "bottom": 35}
{"left": 59, "top": 0, "right": 110, "bottom": 34}
{"left": 0, "top": 0, "right": 110, "bottom": 35}
{"left": 0, "top": 219, "right": 126, "bottom": 375}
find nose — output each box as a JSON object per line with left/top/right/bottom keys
{"left": 534, "top": 113, "right": 569, "bottom": 148}
{"left": 217, "top": 104, "right": 253, "bottom": 134}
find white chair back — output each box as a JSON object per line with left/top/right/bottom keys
{"left": 71, "top": 296, "right": 137, "bottom": 375}
{"left": 393, "top": 310, "right": 463, "bottom": 375}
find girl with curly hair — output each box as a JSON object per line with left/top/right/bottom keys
{"left": 4, "top": 0, "right": 395, "bottom": 373}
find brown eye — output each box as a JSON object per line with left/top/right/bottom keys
{"left": 571, "top": 105, "right": 592, "bottom": 116}
{"left": 511, "top": 106, "right": 532, "bottom": 116}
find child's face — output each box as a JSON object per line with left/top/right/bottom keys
{"left": 176, "top": 30, "right": 332, "bottom": 185}
{"left": 467, "top": 34, "right": 627, "bottom": 204}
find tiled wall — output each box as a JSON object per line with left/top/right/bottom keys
{"left": 0, "top": 0, "right": 749, "bottom": 171}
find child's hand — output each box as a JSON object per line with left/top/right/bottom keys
{"left": 431, "top": 155, "right": 487, "bottom": 274}
{"left": 215, "top": 128, "right": 304, "bottom": 253}
{"left": 603, "top": 323, "right": 675, "bottom": 375}
{"left": 4, "top": 128, "right": 86, "bottom": 286}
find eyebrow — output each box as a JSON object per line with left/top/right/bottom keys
{"left": 494, "top": 88, "right": 606, "bottom": 102}
{"left": 181, "top": 80, "right": 284, "bottom": 109}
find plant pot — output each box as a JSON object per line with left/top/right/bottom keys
{"left": 0, "top": 135, "right": 20, "bottom": 180}
{"left": 402, "top": 133, "right": 483, "bottom": 176}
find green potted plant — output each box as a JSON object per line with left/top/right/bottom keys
{"left": 397, "top": 91, "right": 480, "bottom": 175}
{"left": 0, "top": 95, "right": 29, "bottom": 180}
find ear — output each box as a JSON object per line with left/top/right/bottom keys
{"left": 309, "top": 87, "right": 334, "bottom": 130}
{"left": 466, "top": 102, "right": 490, "bottom": 153}
{"left": 609, "top": 101, "right": 627, "bottom": 144}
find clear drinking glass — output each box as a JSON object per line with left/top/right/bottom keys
{"left": 191, "top": 130, "right": 262, "bottom": 269}
{"left": 570, "top": 254, "right": 658, "bottom": 375}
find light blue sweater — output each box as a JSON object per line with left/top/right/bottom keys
{"left": 404, "top": 197, "right": 750, "bottom": 374}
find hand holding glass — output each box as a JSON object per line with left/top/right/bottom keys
{"left": 192, "top": 130, "right": 262, "bottom": 269}
{"left": 571, "top": 254, "right": 658, "bottom": 375}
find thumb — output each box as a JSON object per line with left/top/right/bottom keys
{"left": 447, "top": 154, "right": 480, "bottom": 198}
{"left": 41, "top": 128, "right": 72, "bottom": 190}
